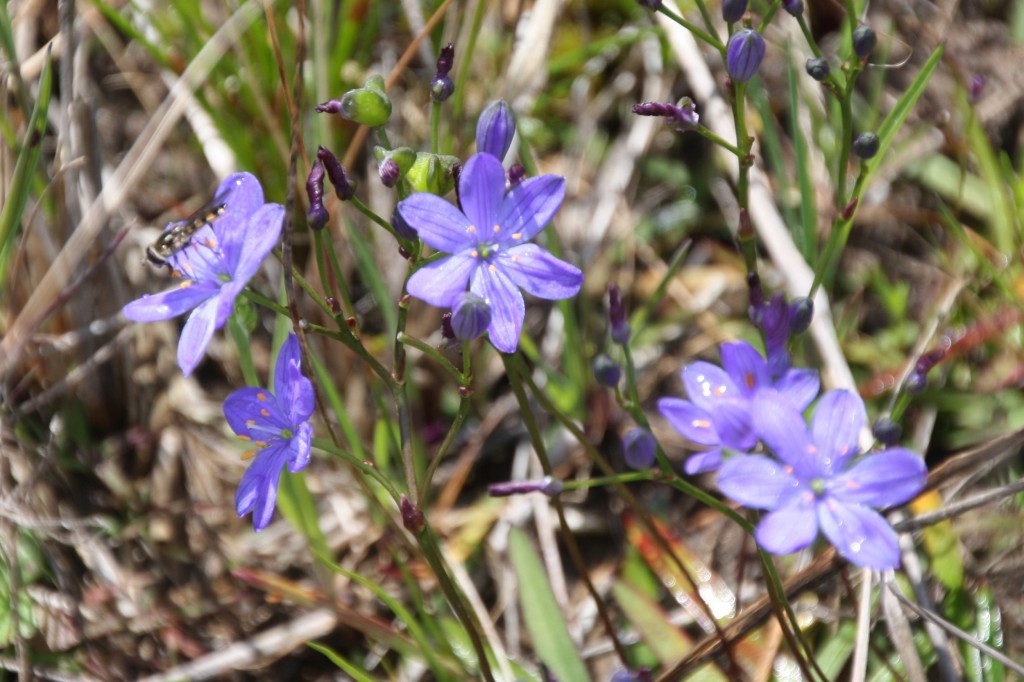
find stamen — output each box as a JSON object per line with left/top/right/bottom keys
{"left": 241, "top": 450, "right": 256, "bottom": 461}
{"left": 744, "top": 372, "right": 755, "bottom": 389}
{"left": 512, "top": 232, "right": 523, "bottom": 239}
{"left": 692, "top": 419, "right": 711, "bottom": 429}
{"left": 260, "top": 408, "right": 270, "bottom": 417}
{"left": 256, "top": 392, "right": 268, "bottom": 402}
{"left": 467, "top": 225, "right": 476, "bottom": 233}
{"left": 493, "top": 224, "right": 501, "bottom": 232}
{"left": 470, "top": 249, "right": 479, "bottom": 258}
{"left": 488, "top": 264, "right": 497, "bottom": 272}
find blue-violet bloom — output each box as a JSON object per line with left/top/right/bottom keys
{"left": 224, "top": 334, "right": 314, "bottom": 532}
{"left": 658, "top": 341, "right": 819, "bottom": 474}
{"left": 717, "top": 389, "right": 927, "bottom": 569}
{"left": 476, "top": 100, "right": 517, "bottom": 161}
{"left": 726, "top": 29, "right": 766, "bottom": 82}
{"left": 123, "top": 173, "right": 284, "bottom": 376}
{"left": 400, "top": 153, "right": 583, "bottom": 353}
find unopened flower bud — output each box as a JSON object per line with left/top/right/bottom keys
{"left": 905, "top": 371, "right": 927, "bottom": 394}
{"left": 852, "top": 24, "right": 877, "bottom": 59}
{"left": 623, "top": 428, "right": 657, "bottom": 470}
{"left": 852, "top": 132, "right": 880, "bottom": 160}
{"left": 318, "top": 77, "right": 392, "bottom": 127}
{"left": 450, "top": 292, "right": 491, "bottom": 342}
{"left": 592, "top": 354, "right": 622, "bottom": 388}
{"left": 969, "top": 75, "right": 986, "bottom": 102}
{"left": 608, "top": 283, "right": 631, "bottom": 345}
{"left": 440, "top": 312, "right": 455, "bottom": 340}
{"left": 379, "top": 158, "right": 401, "bottom": 187}
{"left": 406, "top": 152, "right": 459, "bottom": 196}
{"left": 305, "top": 160, "right": 328, "bottom": 231}
{"left": 317, "top": 146, "right": 356, "bottom": 200}
{"left": 435, "top": 43, "right": 454, "bottom": 77}
{"left": 431, "top": 75, "right": 454, "bottom": 102}
{"left": 805, "top": 57, "right": 830, "bottom": 81}
{"left": 788, "top": 297, "right": 813, "bottom": 334}
{"left": 476, "top": 100, "right": 516, "bottom": 160}
{"left": 391, "top": 208, "right": 417, "bottom": 240}
{"left": 782, "top": 0, "right": 803, "bottom": 16}
{"left": 872, "top": 417, "right": 902, "bottom": 447}
{"left": 400, "top": 495, "right": 425, "bottom": 533}
{"left": 632, "top": 98, "right": 699, "bottom": 132}
{"left": 722, "top": 0, "right": 747, "bottom": 23}
{"left": 726, "top": 29, "right": 766, "bottom": 83}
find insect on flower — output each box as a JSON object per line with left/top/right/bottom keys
{"left": 145, "top": 202, "right": 228, "bottom": 267}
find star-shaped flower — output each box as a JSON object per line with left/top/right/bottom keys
{"left": 717, "top": 389, "right": 927, "bottom": 569}
{"left": 122, "top": 173, "right": 284, "bottom": 376}
{"left": 223, "top": 334, "right": 314, "bottom": 532}
{"left": 399, "top": 153, "right": 583, "bottom": 352}
{"left": 657, "top": 340, "right": 819, "bottom": 474}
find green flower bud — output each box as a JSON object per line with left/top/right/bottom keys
{"left": 405, "top": 152, "right": 459, "bottom": 195}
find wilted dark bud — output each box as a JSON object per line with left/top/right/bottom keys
{"left": 852, "top": 132, "right": 880, "bottom": 160}
{"left": 317, "top": 76, "right": 392, "bottom": 127}
{"left": 435, "top": 42, "right": 454, "bottom": 76}
{"left": 450, "top": 292, "right": 491, "bottom": 342}
{"left": 508, "top": 163, "right": 527, "bottom": 187}
{"left": 805, "top": 57, "right": 830, "bottom": 82}
{"left": 726, "top": 29, "right": 766, "bottom": 83}
{"left": 905, "top": 371, "right": 927, "bottom": 394}
{"left": 722, "top": 0, "right": 747, "bottom": 22}
{"left": 440, "top": 312, "right": 455, "bottom": 340}
{"left": 852, "top": 24, "right": 877, "bottom": 59}
{"left": 782, "top": 0, "right": 803, "bottom": 16}
{"left": 592, "top": 354, "right": 622, "bottom": 388}
{"left": 391, "top": 208, "right": 417, "bottom": 240}
{"left": 489, "top": 476, "right": 563, "bottom": 497}
{"left": 788, "top": 297, "right": 813, "bottom": 334}
{"left": 317, "top": 146, "right": 356, "bottom": 200}
{"left": 969, "top": 75, "right": 987, "bottom": 103}
{"left": 635, "top": 0, "right": 661, "bottom": 9}
{"left": 400, "top": 495, "right": 425, "bottom": 533}
{"left": 608, "top": 283, "right": 631, "bottom": 345}
{"left": 476, "top": 100, "right": 516, "bottom": 160}
{"left": 379, "top": 158, "right": 401, "bottom": 187}
{"left": 374, "top": 146, "right": 416, "bottom": 187}
{"left": 431, "top": 75, "right": 454, "bottom": 102}
{"left": 406, "top": 152, "right": 460, "bottom": 195}
{"left": 623, "top": 428, "right": 657, "bottom": 470}
{"left": 305, "top": 160, "right": 328, "bottom": 231}
{"left": 872, "top": 417, "right": 902, "bottom": 448}
{"left": 632, "top": 98, "right": 699, "bottom": 133}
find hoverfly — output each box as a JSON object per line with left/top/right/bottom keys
{"left": 145, "top": 202, "right": 227, "bottom": 267}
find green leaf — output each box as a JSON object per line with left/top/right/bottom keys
{"left": 508, "top": 527, "right": 589, "bottom": 682}
{"left": 308, "top": 642, "right": 378, "bottom": 681}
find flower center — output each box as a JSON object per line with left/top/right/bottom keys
{"left": 809, "top": 477, "right": 826, "bottom": 496}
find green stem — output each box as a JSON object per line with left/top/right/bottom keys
{"left": 430, "top": 99, "right": 441, "bottom": 154}
{"left": 397, "top": 331, "right": 463, "bottom": 383}
{"left": 656, "top": 4, "right": 723, "bottom": 51}
{"left": 313, "top": 438, "right": 402, "bottom": 502}
{"left": 419, "top": 395, "right": 471, "bottom": 503}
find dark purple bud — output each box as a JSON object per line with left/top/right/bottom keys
{"left": 400, "top": 495, "right": 425, "bottom": 533}
{"left": 635, "top": 0, "right": 661, "bottom": 8}
{"left": 722, "top": 0, "right": 747, "bottom": 23}
{"left": 441, "top": 312, "right": 455, "bottom": 340}
{"left": 592, "top": 353, "right": 622, "bottom": 388}
{"left": 610, "top": 668, "right": 653, "bottom": 682}
{"left": 872, "top": 417, "right": 902, "bottom": 447}
{"left": 608, "top": 283, "right": 631, "bottom": 345}
{"left": 969, "top": 75, "right": 986, "bottom": 102}
{"left": 508, "top": 163, "right": 527, "bottom": 187}
{"left": 852, "top": 24, "right": 877, "bottom": 59}
{"left": 726, "top": 29, "right": 766, "bottom": 83}
{"left": 435, "top": 42, "right": 454, "bottom": 77}
{"left": 391, "top": 208, "right": 417, "bottom": 240}
{"left": 450, "top": 292, "right": 491, "bottom": 342}
{"left": 852, "top": 132, "right": 880, "bottom": 160}
{"left": 760, "top": 292, "right": 790, "bottom": 350}
{"left": 317, "top": 146, "right": 356, "bottom": 200}
{"left": 379, "top": 158, "right": 401, "bottom": 187}
{"left": 476, "top": 100, "right": 516, "bottom": 160}
{"left": 489, "top": 476, "right": 563, "bottom": 497}
{"left": 314, "top": 99, "right": 343, "bottom": 114}
{"left": 747, "top": 271, "right": 764, "bottom": 310}
{"left": 805, "top": 57, "right": 830, "bottom": 81}
{"left": 623, "top": 428, "right": 657, "bottom": 470}
{"left": 788, "top": 297, "right": 813, "bottom": 335}
{"left": 305, "top": 160, "right": 328, "bottom": 231}
{"left": 430, "top": 75, "right": 454, "bottom": 102}
{"left": 905, "top": 371, "right": 927, "bottom": 394}
{"left": 782, "top": 0, "right": 803, "bottom": 16}
{"left": 632, "top": 98, "right": 699, "bottom": 133}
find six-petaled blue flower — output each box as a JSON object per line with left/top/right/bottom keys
{"left": 717, "top": 389, "right": 927, "bottom": 569}
{"left": 122, "top": 173, "right": 284, "bottom": 376}
{"left": 399, "top": 152, "right": 583, "bottom": 353}
{"left": 223, "top": 334, "right": 314, "bottom": 532}
{"left": 658, "top": 340, "right": 819, "bottom": 474}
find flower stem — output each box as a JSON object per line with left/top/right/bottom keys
{"left": 656, "top": 3, "right": 723, "bottom": 51}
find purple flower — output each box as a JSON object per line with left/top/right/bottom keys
{"left": 123, "top": 173, "right": 284, "bottom": 376}
{"left": 657, "top": 341, "right": 819, "bottom": 474}
{"left": 400, "top": 153, "right": 583, "bottom": 353}
{"left": 726, "top": 29, "right": 765, "bottom": 82}
{"left": 224, "top": 334, "right": 314, "bottom": 532}
{"left": 717, "top": 390, "right": 927, "bottom": 569}
{"left": 632, "top": 98, "right": 699, "bottom": 133}
{"left": 476, "top": 100, "right": 516, "bottom": 161}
